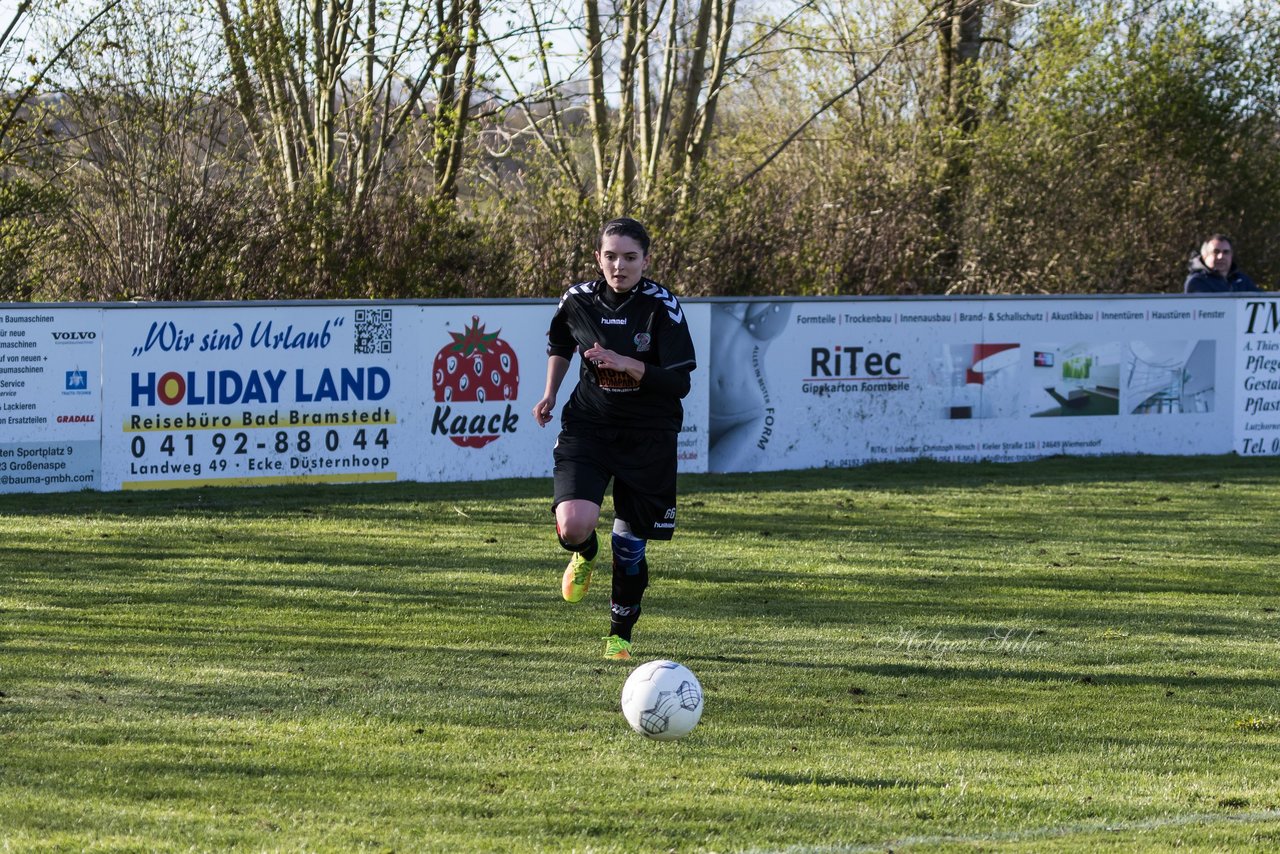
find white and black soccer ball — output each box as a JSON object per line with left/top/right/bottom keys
{"left": 620, "top": 659, "right": 704, "bottom": 741}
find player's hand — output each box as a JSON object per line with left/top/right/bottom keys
{"left": 583, "top": 342, "right": 647, "bottom": 383}
{"left": 583, "top": 341, "right": 625, "bottom": 371}
{"left": 532, "top": 395, "right": 555, "bottom": 427}
{"left": 583, "top": 341, "right": 645, "bottom": 381}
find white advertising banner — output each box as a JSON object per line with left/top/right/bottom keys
{"left": 411, "top": 303, "right": 562, "bottom": 482}
{"left": 0, "top": 295, "right": 1269, "bottom": 495}
{"left": 408, "top": 302, "right": 711, "bottom": 482}
{"left": 707, "top": 298, "right": 1238, "bottom": 472}
{"left": 1235, "top": 296, "right": 1280, "bottom": 456}
{"left": 101, "top": 305, "right": 410, "bottom": 490}
{"left": 0, "top": 307, "right": 102, "bottom": 492}
{"left": 679, "top": 303, "right": 711, "bottom": 475}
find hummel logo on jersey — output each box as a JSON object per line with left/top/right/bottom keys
{"left": 600, "top": 317, "right": 628, "bottom": 325}
{"left": 642, "top": 282, "right": 685, "bottom": 325}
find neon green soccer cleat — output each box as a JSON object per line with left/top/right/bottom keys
{"left": 561, "top": 552, "right": 595, "bottom": 603}
{"left": 602, "top": 635, "right": 632, "bottom": 661}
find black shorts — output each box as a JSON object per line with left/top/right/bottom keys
{"left": 552, "top": 425, "right": 679, "bottom": 541}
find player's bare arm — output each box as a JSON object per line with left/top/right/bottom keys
{"left": 534, "top": 354, "right": 572, "bottom": 427}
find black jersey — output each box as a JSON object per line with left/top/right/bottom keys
{"left": 547, "top": 277, "right": 696, "bottom": 432}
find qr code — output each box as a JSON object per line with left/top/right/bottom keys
{"left": 354, "top": 308, "right": 392, "bottom": 354}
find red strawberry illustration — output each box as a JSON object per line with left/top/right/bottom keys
{"left": 432, "top": 316, "right": 520, "bottom": 447}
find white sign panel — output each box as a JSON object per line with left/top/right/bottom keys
{"left": 410, "top": 304, "right": 560, "bottom": 482}
{"left": 708, "top": 298, "right": 1237, "bottom": 472}
{"left": 0, "top": 295, "right": 1267, "bottom": 496}
{"left": 0, "top": 308, "right": 102, "bottom": 492}
{"left": 1236, "top": 297, "right": 1280, "bottom": 456}
{"left": 408, "top": 301, "right": 711, "bottom": 482}
{"left": 101, "top": 305, "right": 410, "bottom": 490}
{"left": 677, "top": 303, "right": 711, "bottom": 475}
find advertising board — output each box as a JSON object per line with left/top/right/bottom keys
{"left": 101, "top": 305, "right": 410, "bottom": 490}
{"left": 0, "top": 296, "right": 1269, "bottom": 495}
{"left": 707, "top": 298, "right": 1238, "bottom": 472}
{"left": 0, "top": 308, "right": 102, "bottom": 492}
{"left": 1236, "top": 297, "right": 1280, "bottom": 456}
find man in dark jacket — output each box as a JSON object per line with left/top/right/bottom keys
{"left": 1184, "top": 234, "right": 1259, "bottom": 293}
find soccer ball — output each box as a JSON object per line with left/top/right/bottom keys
{"left": 620, "top": 659, "right": 704, "bottom": 741}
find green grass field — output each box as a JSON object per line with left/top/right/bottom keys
{"left": 3, "top": 455, "right": 1280, "bottom": 852}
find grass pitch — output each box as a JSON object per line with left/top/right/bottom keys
{"left": 3, "top": 455, "right": 1280, "bottom": 852}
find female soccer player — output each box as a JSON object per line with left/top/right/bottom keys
{"left": 532, "top": 218, "right": 697, "bottom": 660}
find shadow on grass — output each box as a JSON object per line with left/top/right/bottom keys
{"left": 4, "top": 453, "right": 1278, "bottom": 694}
{"left": 1, "top": 454, "right": 1277, "bottom": 519}
{"left": 0, "top": 477, "right": 549, "bottom": 521}
{"left": 685, "top": 454, "right": 1280, "bottom": 495}
{"left": 3, "top": 455, "right": 1277, "bottom": 598}
{"left": 0, "top": 630, "right": 630, "bottom": 727}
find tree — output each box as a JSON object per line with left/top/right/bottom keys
{"left": 490, "top": 0, "right": 749, "bottom": 217}
{"left": 1, "top": 1, "right": 127, "bottom": 296}
{"left": 31, "top": 0, "right": 254, "bottom": 300}
{"left": 957, "top": 0, "right": 1280, "bottom": 293}
{"left": 4, "top": 0, "right": 1278, "bottom": 300}
{"left": 933, "top": 0, "right": 985, "bottom": 282}
{"left": 1, "top": 1, "right": 126, "bottom": 160}
{"left": 212, "top": 0, "right": 485, "bottom": 286}
{"left": 214, "top": 0, "right": 485, "bottom": 206}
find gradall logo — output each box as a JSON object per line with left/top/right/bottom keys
{"left": 431, "top": 316, "right": 520, "bottom": 448}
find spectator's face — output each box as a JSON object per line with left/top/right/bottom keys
{"left": 1201, "top": 239, "right": 1233, "bottom": 275}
